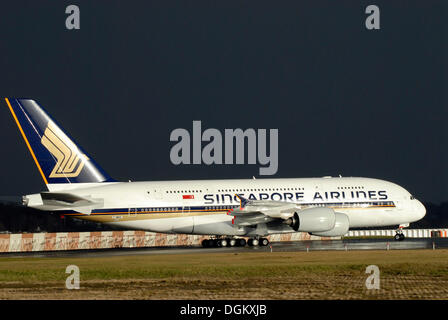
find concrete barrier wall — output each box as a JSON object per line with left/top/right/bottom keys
{"left": 0, "top": 231, "right": 333, "bottom": 253}
{"left": 0, "top": 229, "right": 446, "bottom": 253}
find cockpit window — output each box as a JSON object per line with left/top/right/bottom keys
{"left": 410, "top": 195, "right": 415, "bottom": 200}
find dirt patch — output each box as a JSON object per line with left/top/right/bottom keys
{"left": 1, "top": 275, "right": 447, "bottom": 300}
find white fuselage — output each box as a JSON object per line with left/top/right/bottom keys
{"left": 26, "top": 176, "right": 426, "bottom": 236}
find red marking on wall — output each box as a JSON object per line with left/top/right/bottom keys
{"left": 90, "top": 232, "right": 102, "bottom": 249}
{"left": 135, "top": 231, "right": 146, "bottom": 247}
{"left": 44, "top": 233, "right": 56, "bottom": 251}
{"left": 112, "top": 231, "right": 124, "bottom": 248}
{"left": 156, "top": 233, "right": 167, "bottom": 246}
{"left": 0, "top": 234, "right": 10, "bottom": 252}
{"left": 21, "top": 234, "right": 33, "bottom": 252}
{"left": 68, "top": 232, "right": 80, "bottom": 250}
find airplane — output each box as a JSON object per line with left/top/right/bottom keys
{"left": 4, "top": 98, "right": 426, "bottom": 247}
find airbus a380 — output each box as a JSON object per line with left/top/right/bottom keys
{"left": 4, "top": 98, "right": 426, "bottom": 247}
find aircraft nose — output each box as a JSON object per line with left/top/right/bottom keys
{"left": 415, "top": 200, "right": 426, "bottom": 220}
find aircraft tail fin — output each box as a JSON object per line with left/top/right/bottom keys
{"left": 5, "top": 98, "right": 115, "bottom": 189}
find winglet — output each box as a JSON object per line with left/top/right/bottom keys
{"left": 235, "top": 194, "right": 250, "bottom": 209}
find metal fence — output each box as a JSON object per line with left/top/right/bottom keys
{"left": 346, "top": 229, "right": 448, "bottom": 238}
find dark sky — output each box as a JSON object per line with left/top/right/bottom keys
{"left": 0, "top": 1, "right": 446, "bottom": 203}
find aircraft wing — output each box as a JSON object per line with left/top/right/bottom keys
{"left": 227, "top": 195, "right": 299, "bottom": 226}
{"left": 227, "top": 208, "right": 277, "bottom": 226}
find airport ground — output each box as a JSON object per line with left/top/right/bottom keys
{"left": 0, "top": 239, "right": 447, "bottom": 300}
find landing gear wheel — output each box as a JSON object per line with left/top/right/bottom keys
{"left": 202, "top": 239, "right": 209, "bottom": 247}
{"left": 229, "top": 239, "right": 237, "bottom": 247}
{"left": 238, "top": 238, "right": 247, "bottom": 247}
{"left": 220, "top": 239, "right": 228, "bottom": 247}
{"left": 252, "top": 238, "right": 259, "bottom": 246}
{"left": 399, "top": 233, "right": 405, "bottom": 241}
{"left": 247, "top": 239, "right": 254, "bottom": 246}
{"left": 260, "top": 238, "right": 269, "bottom": 246}
{"left": 394, "top": 234, "right": 401, "bottom": 241}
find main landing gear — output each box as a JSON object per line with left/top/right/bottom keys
{"left": 201, "top": 237, "right": 270, "bottom": 248}
{"left": 201, "top": 238, "right": 246, "bottom": 248}
{"left": 247, "top": 238, "right": 270, "bottom": 247}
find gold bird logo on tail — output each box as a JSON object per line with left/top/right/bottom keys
{"left": 41, "top": 121, "right": 88, "bottom": 178}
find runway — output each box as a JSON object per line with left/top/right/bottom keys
{"left": 2, "top": 238, "right": 448, "bottom": 258}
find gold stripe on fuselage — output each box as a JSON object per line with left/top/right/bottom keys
{"left": 69, "top": 209, "right": 228, "bottom": 222}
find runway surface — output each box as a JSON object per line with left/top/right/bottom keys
{"left": 2, "top": 238, "right": 448, "bottom": 258}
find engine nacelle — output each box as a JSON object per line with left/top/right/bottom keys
{"left": 285, "top": 207, "right": 336, "bottom": 232}
{"left": 311, "top": 212, "right": 349, "bottom": 237}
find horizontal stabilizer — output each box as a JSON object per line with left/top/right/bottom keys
{"left": 40, "top": 192, "right": 104, "bottom": 214}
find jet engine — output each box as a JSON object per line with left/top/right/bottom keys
{"left": 285, "top": 207, "right": 336, "bottom": 232}
{"left": 311, "top": 212, "right": 349, "bottom": 237}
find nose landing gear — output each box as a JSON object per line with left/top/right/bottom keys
{"left": 394, "top": 233, "right": 405, "bottom": 241}
{"left": 394, "top": 227, "right": 406, "bottom": 241}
